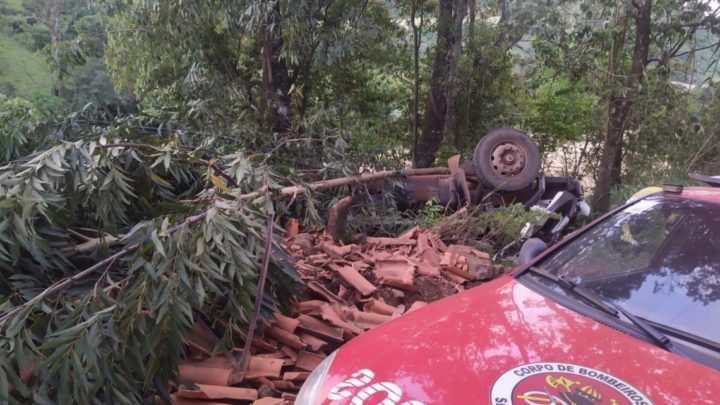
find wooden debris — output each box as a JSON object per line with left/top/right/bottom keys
{"left": 328, "top": 196, "right": 353, "bottom": 242}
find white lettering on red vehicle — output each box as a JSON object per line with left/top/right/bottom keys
{"left": 490, "top": 362, "right": 654, "bottom": 405}
{"left": 327, "top": 368, "right": 426, "bottom": 405}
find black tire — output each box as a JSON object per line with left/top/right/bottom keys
{"left": 473, "top": 128, "right": 541, "bottom": 191}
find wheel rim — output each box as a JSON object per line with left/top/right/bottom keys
{"left": 490, "top": 142, "right": 526, "bottom": 177}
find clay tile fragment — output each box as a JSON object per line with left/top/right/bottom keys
{"left": 335, "top": 265, "right": 376, "bottom": 296}
{"left": 179, "top": 356, "right": 241, "bottom": 386}
{"left": 272, "top": 380, "right": 299, "bottom": 391}
{"left": 298, "top": 333, "right": 328, "bottom": 352}
{"left": 320, "top": 303, "right": 364, "bottom": 335}
{"left": 296, "top": 314, "right": 344, "bottom": 343}
{"left": 284, "top": 218, "right": 299, "bottom": 238}
{"left": 419, "top": 246, "right": 441, "bottom": 267}
{"left": 266, "top": 326, "right": 306, "bottom": 350}
{"left": 295, "top": 300, "right": 327, "bottom": 316}
{"left": 187, "top": 319, "right": 219, "bottom": 358}
{"left": 306, "top": 281, "right": 345, "bottom": 304}
{"left": 374, "top": 259, "right": 416, "bottom": 291}
{"left": 413, "top": 259, "right": 440, "bottom": 276}
{"left": 280, "top": 346, "right": 298, "bottom": 362}
{"left": 441, "top": 269, "right": 467, "bottom": 285}
{"left": 365, "top": 236, "right": 416, "bottom": 246}
{"left": 444, "top": 265, "right": 476, "bottom": 281}
{"left": 283, "top": 372, "right": 310, "bottom": 382}
{"left": 398, "top": 226, "right": 420, "bottom": 240}
{"left": 170, "top": 393, "right": 232, "bottom": 405}
{"left": 406, "top": 301, "right": 428, "bottom": 313}
{"left": 272, "top": 313, "right": 300, "bottom": 333}
{"left": 295, "top": 350, "right": 326, "bottom": 371}
{"left": 253, "top": 397, "right": 287, "bottom": 405}
{"left": 321, "top": 242, "right": 355, "bottom": 258}
{"left": 345, "top": 308, "right": 391, "bottom": 330}
{"left": 245, "top": 356, "right": 285, "bottom": 380}
{"left": 177, "top": 384, "right": 258, "bottom": 401}
{"left": 362, "top": 299, "right": 396, "bottom": 316}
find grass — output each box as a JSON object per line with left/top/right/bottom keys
{"left": 1, "top": 0, "right": 24, "bottom": 12}
{"left": 0, "top": 35, "right": 53, "bottom": 98}
{"left": 608, "top": 169, "right": 699, "bottom": 208}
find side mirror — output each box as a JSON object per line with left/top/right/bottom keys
{"left": 519, "top": 238, "right": 548, "bottom": 266}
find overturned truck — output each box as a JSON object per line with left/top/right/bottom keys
{"left": 401, "top": 128, "right": 590, "bottom": 246}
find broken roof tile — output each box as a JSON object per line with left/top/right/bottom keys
{"left": 245, "top": 356, "right": 284, "bottom": 380}
{"left": 365, "top": 236, "right": 416, "bottom": 246}
{"left": 334, "top": 265, "right": 377, "bottom": 296}
{"left": 362, "top": 299, "right": 396, "bottom": 316}
{"left": 266, "top": 327, "right": 306, "bottom": 351}
{"left": 272, "top": 313, "right": 300, "bottom": 334}
{"left": 283, "top": 372, "right": 310, "bottom": 382}
{"left": 374, "top": 259, "right": 415, "bottom": 291}
{"left": 177, "top": 384, "right": 258, "bottom": 401}
{"left": 296, "top": 315, "right": 344, "bottom": 343}
{"left": 295, "top": 350, "right": 326, "bottom": 371}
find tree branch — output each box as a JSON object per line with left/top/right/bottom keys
{"left": 0, "top": 167, "right": 451, "bottom": 324}
{"left": 235, "top": 202, "right": 275, "bottom": 375}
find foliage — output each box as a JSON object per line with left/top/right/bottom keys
{"left": 0, "top": 94, "right": 45, "bottom": 161}
{"left": 105, "top": 0, "right": 407, "bottom": 170}
{"left": 431, "top": 203, "right": 544, "bottom": 252}
{"left": 0, "top": 124, "right": 302, "bottom": 401}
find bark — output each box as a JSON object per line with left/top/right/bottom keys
{"left": 48, "top": 0, "right": 64, "bottom": 50}
{"left": 416, "top": 0, "right": 467, "bottom": 168}
{"left": 410, "top": 1, "right": 424, "bottom": 167}
{"left": 261, "top": 2, "right": 293, "bottom": 134}
{"left": 442, "top": 0, "right": 469, "bottom": 145}
{"left": 593, "top": 1, "right": 652, "bottom": 213}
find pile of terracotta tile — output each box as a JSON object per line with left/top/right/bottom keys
{"left": 170, "top": 222, "right": 505, "bottom": 404}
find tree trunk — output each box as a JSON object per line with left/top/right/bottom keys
{"left": 592, "top": 1, "right": 652, "bottom": 212}
{"left": 261, "top": 2, "right": 293, "bottom": 134}
{"left": 442, "top": 0, "right": 468, "bottom": 145}
{"left": 411, "top": 1, "right": 424, "bottom": 167}
{"left": 415, "top": 0, "right": 466, "bottom": 168}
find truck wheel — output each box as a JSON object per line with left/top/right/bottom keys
{"left": 473, "top": 128, "right": 541, "bottom": 191}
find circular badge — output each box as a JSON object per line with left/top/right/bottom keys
{"left": 490, "top": 362, "right": 653, "bottom": 405}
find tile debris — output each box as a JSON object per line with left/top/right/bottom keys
{"left": 172, "top": 224, "right": 506, "bottom": 404}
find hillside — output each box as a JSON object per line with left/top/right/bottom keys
{"left": 0, "top": 34, "right": 53, "bottom": 97}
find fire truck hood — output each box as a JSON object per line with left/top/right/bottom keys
{"left": 312, "top": 276, "right": 720, "bottom": 405}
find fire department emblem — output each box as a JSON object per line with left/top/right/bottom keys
{"left": 490, "top": 362, "right": 653, "bottom": 405}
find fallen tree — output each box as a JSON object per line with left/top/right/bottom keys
{"left": 0, "top": 135, "right": 450, "bottom": 402}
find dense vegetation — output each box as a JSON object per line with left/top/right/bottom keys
{"left": 0, "top": 0, "right": 719, "bottom": 402}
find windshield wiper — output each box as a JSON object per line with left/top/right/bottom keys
{"left": 524, "top": 266, "right": 683, "bottom": 355}
{"left": 524, "top": 266, "right": 619, "bottom": 317}
{"left": 605, "top": 300, "right": 685, "bottom": 356}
